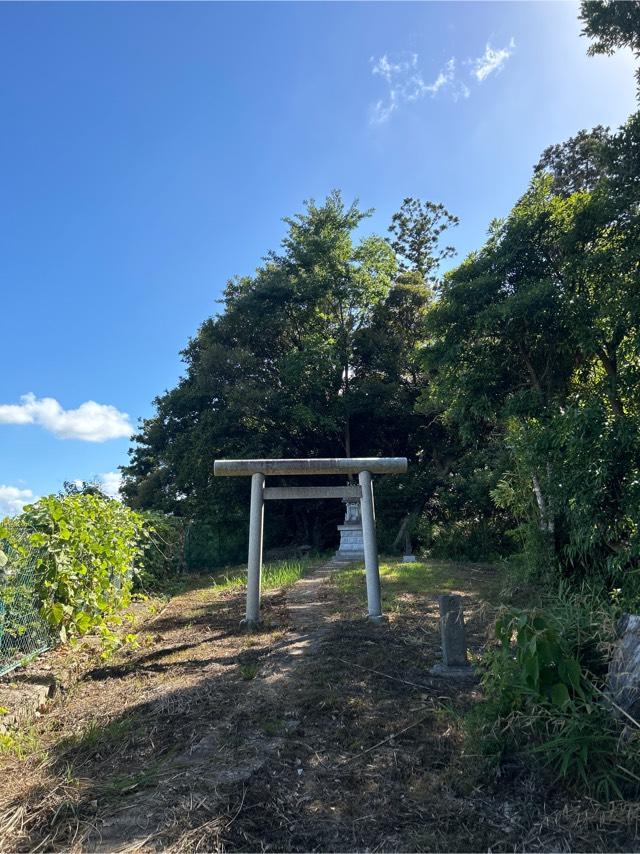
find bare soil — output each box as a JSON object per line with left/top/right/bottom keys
{"left": 0, "top": 561, "right": 637, "bottom": 852}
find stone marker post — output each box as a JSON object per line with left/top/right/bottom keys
{"left": 431, "top": 594, "right": 473, "bottom": 676}
{"left": 440, "top": 594, "right": 467, "bottom": 665}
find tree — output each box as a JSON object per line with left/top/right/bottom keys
{"left": 581, "top": 1, "right": 640, "bottom": 88}
{"left": 534, "top": 125, "right": 611, "bottom": 195}
{"left": 388, "top": 198, "right": 458, "bottom": 283}
{"left": 122, "top": 193, "right": 398, "bottom": 558}
{"left": 424, "top": 114, "right": 640, "bottom": 580}
{"left": 122, "top": 191, "right": 469, "bottom": 562}
{"left": 278, "top": 192, "right": 396, "bottom": 455}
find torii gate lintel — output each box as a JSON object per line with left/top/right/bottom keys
{"left": 213, "top": 457, "right": 408, "bottom": 627}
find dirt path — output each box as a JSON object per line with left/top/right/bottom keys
{"left": 0, "top": 558, "right": 627, "bottom": 852}
{"left": 0, "top": 560, "right": 355, "bottom": 851}
{"left": 89, "top": 561, "right": 340, "bottom": 851}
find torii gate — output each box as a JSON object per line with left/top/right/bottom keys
{"left": 213, "top": 457, "right": 408, "bottom": 627}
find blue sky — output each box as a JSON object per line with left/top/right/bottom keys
{"left": 0, "top": 1, "right": 636, "bottom": 515}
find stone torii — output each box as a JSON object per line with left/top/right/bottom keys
{"left": 213, "top": 457, "right": 408, "bottom": 627}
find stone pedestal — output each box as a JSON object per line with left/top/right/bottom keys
{"left": 334, "top": 499, "right": 365, "bottom": 561}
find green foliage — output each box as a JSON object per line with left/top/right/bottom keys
{"left": 121, "top": 191, "right": 457, "bottom": 557}
{"left": 470, "top": 589, "right": 639, "bottom": 801}
{"left": 261, "top": 558, "right": 309, "bottom": 589}
{"left": 239, "top": 662, "right": 260, "bottom": 680}
{"left": 388, "top": 197, "right": 458, "bottom": 281}
{"left": 492, "top": 609, "right": 586, "bottom": 709}
{"left": 534, "top": 125, "right": 611, "bottom": 195}
{"left": 425, "top": 113, "right": 640, "bottom": 582}
{"left": 0, "top": 494, "right": 148, "bottom": 648}
{"left": 581, "top": 1, "right": 640, "bottom": 87}
{"left": 189, "top": 519, "right": 247, "bottom": 569}
{"left": 418, "top": 441, "right": 515, "bottom": 561}
{"left": 136, "top": 511, "right": 186, "bottom": 589}
{"left": 211, "top": 558, "right": 309, "bottom": 593}
{"left": 0, "top": 726, "right": 42, "bottom": 760}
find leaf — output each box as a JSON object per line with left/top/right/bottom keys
{"left": 550, "top": 682, "right": 570, "bottom": 708}
{"left": 74, "top": 612, "right": 92, "bottom": 634}
{"left": 536, "top": 639, "right": 553, "bottom": 666}
{"left": 0, "top": 551, "right": 7, "bottom": 568}
{"left": 523, "top": 656, "right": 539, "bottom": 689}
{"left": 49, "top": 602, "right": 64, "bottom": 626}
{"left": 558, "top": 658, "right": 582, "bottom": 690}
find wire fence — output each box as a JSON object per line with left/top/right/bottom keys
{"left": 0, "top": 533, "right": 53, "bottom": 677}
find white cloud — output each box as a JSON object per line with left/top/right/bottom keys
{"left": 370, "top": 53, "right": 470, "bottom": 124}
{"left": 472, "top": 38, "right": 516, "bottom": 82}
{"left": 371, "top": 53, "right": 426, "bottom": 123}
{"left": 0, "top": 394, "right": 132, "bottom": 442}
{"left": 370, "top": 38, "right": 514, "bottom": 123}
{"left": 99, "top": 471, "right": 123, "bottom": 500}
{"left": 0, "top": 485, "right": 36, "bottom": 518}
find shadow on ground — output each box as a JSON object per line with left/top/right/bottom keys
{"left": 0, "top": 561, "right": 635, "bottom": 852}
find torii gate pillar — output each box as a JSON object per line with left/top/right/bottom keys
{"left": 359, "top": 470, "right": 382, "bottom": 621}
{"left": 213, "top": 457, "right": 408, "bottom": 627}
{"left": 246, "top": 472, "right": 265, "bottom": 626}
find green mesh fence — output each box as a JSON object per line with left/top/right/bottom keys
{"left": 0, "top": 533, "right": 53, "bottom": 677}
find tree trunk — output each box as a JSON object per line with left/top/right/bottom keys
{"left": 393, "top": 508, "right": 422, "bottom": 551}
{"left": 599, "top": 345, "right": 624, "bottom": 418}
{"left": 532, "top": 472, "right": 554, "bottom": 535}
{"left": 344, "top": 414, "right": 351, "bottom": 458}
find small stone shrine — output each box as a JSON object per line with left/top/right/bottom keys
{"left": 334, "top": 499, "right": 365, "bottom": 561}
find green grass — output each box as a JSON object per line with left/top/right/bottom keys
{"left": 210, "top": 557, "right": 310, "bottom": 594}
{"left": 0, "top": 726, "right": 42, "bottom": 759}
{"left": 334, "top": 557, "right": 502, "bottom": 612}
{"left": 56, "top": 717, "right": 137, "bottom": 759}
{"left": 260, "top": 716, "right": 286, "bottom": 736}
{"left": 99, "top": 765, "right": 162, "bottom": 801}
{"left": 239, "top": 662, "right": 260, "bottom": 680}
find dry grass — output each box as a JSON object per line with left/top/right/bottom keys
{"left": 0, "top": 557, "right": 637, "bottom": 851}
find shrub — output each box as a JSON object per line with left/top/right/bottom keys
{"left": 0, "top": 494, "right": 148, "bottom": 647}
{"left": 136, "top": 511, "right": 186, "bottom": 590}
{"left": 469, "top": 587, "right": 640, "bottom": 801}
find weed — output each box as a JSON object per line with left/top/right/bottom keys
{"left": 0, "top": 726, "right": 42, "bottom": 759}
{"left": 239, "top": 662, "right": 260, "bottom": 680}
{"left": 468, "top": 586, "right": 639, "bottom": 801}
{"left": 334, "top": 558, "right": 500, "bottom": 613}
{"left": 123, "top": 633, "right": 140, "bottom": 650}
{"left": 208, "top": 558, "right": 310, "bottom": 598}
{"left": 261, "top": 717, "right": 285, "bottom": 736}
{"left": 57, "top": 717, "right": 136, "bottom": 760}
{"left": 99, "top": 765, "right": 161, "bottom": 801}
